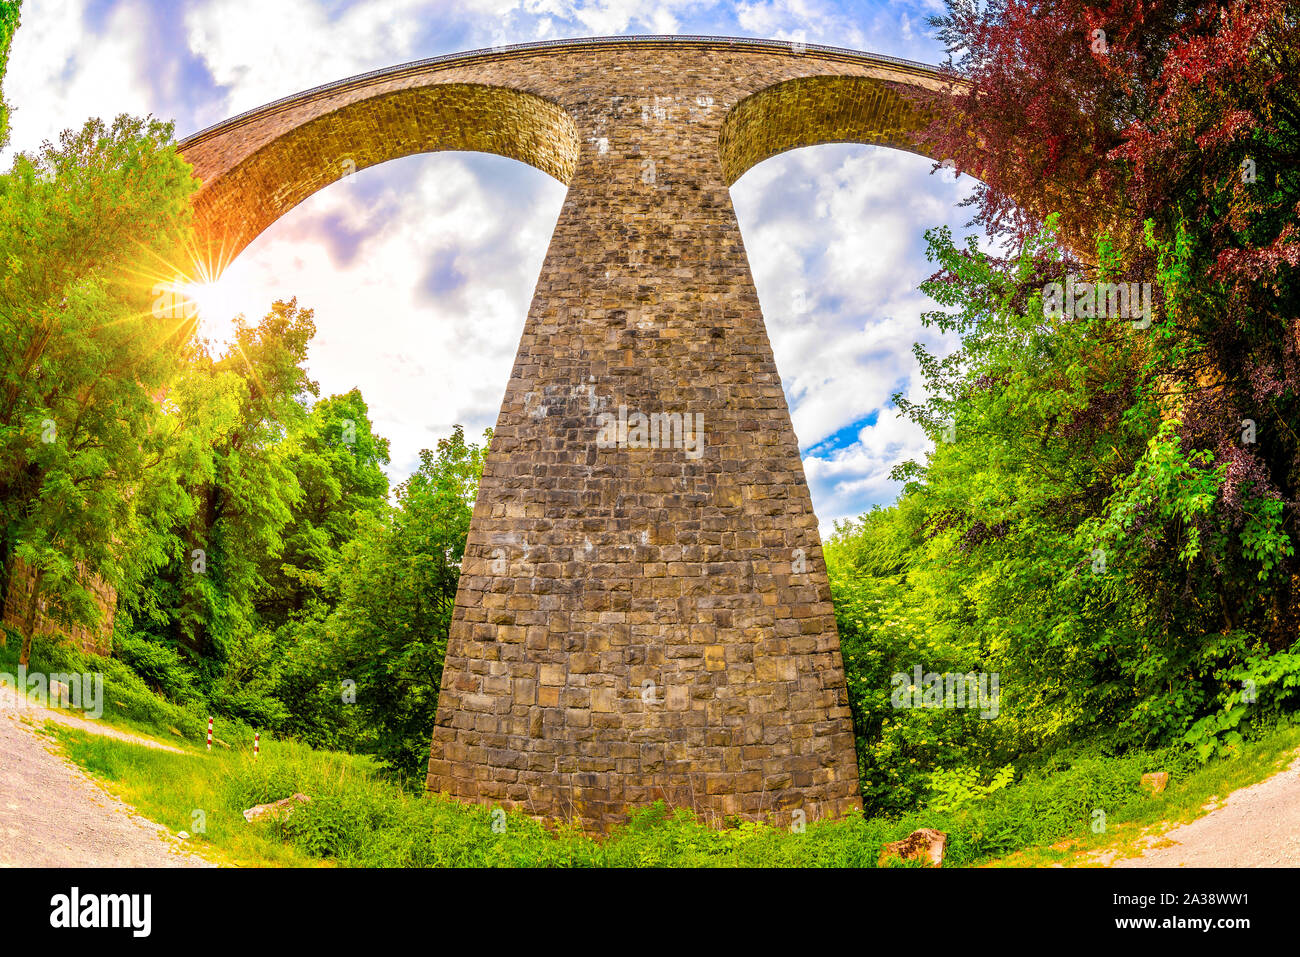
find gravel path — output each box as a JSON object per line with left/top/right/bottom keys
{"left": 0, "top": 682, "right": 215, "bottom": 867}
{"left": 1098, "top": 752, "right": 1300, "bottom": 868}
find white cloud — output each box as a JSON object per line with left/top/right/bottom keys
{"left": 4, "top": 0, "right": 974, "bottom": 528}
{"left": 732, "top": 141, "right": 976, "bottom": 529}
{"left": 182, "top": 0, "right": 446, "bottom": 120}
{"left": 180, "top": 0, "right": 717, "bottom": 127}
{"left": 1, "top": 0, "right": 157, "bottom": 163}
{"left": 199, "top": 151, "right": 565, "bottom": 483}
{"left": 515, "top": 0, "right": 697, "bottom": 36}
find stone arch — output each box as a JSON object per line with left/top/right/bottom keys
{"left": 184, "top": 83, "right": 579, "bottom": 274}
{"left": 718, "top": 74, "right": 942, "bottom": 187}
{"left": 171, "top": 35, "right": 986, "bottom": 832}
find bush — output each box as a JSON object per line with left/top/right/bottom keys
{"left": 210, "top": 685, "right": 291, "bottom": 730}
{"left": 114, "top": 633, "right": 200, "bottom": 704}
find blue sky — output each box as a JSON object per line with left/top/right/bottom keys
{"left": 2, "top": 0, "right": 980, "bottom": 532}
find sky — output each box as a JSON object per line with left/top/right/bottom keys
{"left": 2, "top": 0, "right": 981, "bottom": 533}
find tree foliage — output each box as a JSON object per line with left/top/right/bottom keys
{"left": 0, "top": 1, "right": 20, "bottom": 148}
{"left": 832, "top": 0, "right": 1300, "bottom": 811}
{"left": 0, "top": 114, "right": 199, "bottom": 664}
{"left": 0, "top": 97, "right": 483, "bottom": 783}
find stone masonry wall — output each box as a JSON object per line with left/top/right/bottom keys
{"left": 2, "top": 558, "right": 115, "bottom": 657}
{"left": 179, "top": 36, "right": 956, "bottom": 831}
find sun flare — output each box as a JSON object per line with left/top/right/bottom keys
{"left": 177, "top": 276, "right": 244, "bottom": 347}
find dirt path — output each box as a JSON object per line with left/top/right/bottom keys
{"left": 0, "top": 683, "right": 214, "bottom": 867}
{"left": 1093, "top": 752, "right": 1300, "bottom": 868}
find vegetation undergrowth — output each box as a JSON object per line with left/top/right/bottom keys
{"left": 50, "top": 717, "right": 1300, "bottom": 868}
{"left": 0, "top": 631, "right": 257, "bottom": 753}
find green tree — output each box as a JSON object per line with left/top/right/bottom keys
{"left": 256, "top": 388, "right": 390, "bottom": 630}
{"left": 209, "top": 388, "right": 390, "bottom": 734}
{"left": 320, "top": 426, "right": 489, "bottom": 781}
{"left": 0, "top": 1, "right": 20, "bottom": 148}
{"left": 830, "top": 210, "right": 1300, "bottom": 810}
{"left": 127, "top": 299, "right": 317, "bottom": 681}
{"left": 0, "top": 115, "right": 199, "bottom": 665}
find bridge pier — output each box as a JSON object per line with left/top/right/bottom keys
{"left": 425, "top": 92, "right": 861, "bottom": 830}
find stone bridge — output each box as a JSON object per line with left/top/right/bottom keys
{"left": 178, "top": 35, "right": 958, "bottom": 831}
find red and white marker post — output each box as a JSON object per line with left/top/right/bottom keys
{"left": 254, "top": 732, "right": 260, "bottom": 760}
{"left": 206, "top": 716, "right": 213, "bottom": 752}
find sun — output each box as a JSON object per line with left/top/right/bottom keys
{"left": 177, "top": 277, "right": 243, "bottom": 347}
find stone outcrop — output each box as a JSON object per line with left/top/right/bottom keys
{"left": 2, "top": 558, "right": 115, "bottom": 657}
{"left": 242, "top": 793, "right": 311, "bottom": 824}
{"left": 879, "top": 828, "right": 948, "bottom": 867}
{"left": 1141, "top": 772, "right": 1170, "bottom": 794}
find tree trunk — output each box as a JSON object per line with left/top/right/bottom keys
{"left": 0, "top": 541, "right": 10, "bottom": 647}
{"left": 18, "top": 568, "right": 44, "bottom": 667}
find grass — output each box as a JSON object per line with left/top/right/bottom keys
{"left": 985, "top": 722, "right": 1300, "bottom": 867}
{"left": 51, "top": 726, "right": 898, "bottom": 867}
{"left": 15, "top": 620, "right": 1299, "bottom": 867}
{"left": 45, "top": 715, "right": 1300, "bottom": 868}
{"left": 52, "top": 728, "right": 355, "bottom": 867}
{"left": 0, "top": 630, "right": 259, "bottom": 754}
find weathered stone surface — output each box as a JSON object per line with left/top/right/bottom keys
{"left": 1141, "top": 772, "right": 1170, "bottom": 794}
{"left": 879, "top": 828, "right": 948, "bottom": 868}
{"left": 2, "top": 558, "right": 115, "bottom": 657}
{"left": 179, "top": 36, "right": 958, "bottom": 832}
{"left": 242, "top": 793, "right": 311, "bottom": 824}
{"left": 178, "top": 37, "right": 951, "bottom": 272}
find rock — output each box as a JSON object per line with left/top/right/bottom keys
{"left": 243, "top": 792, "right": 311, "bottom": 823}
{"left": 1141, "top": 772, "right": 1170, "bottom": 794}
{"left": 878, "top": 828, "right": 948, "bottom": 868}
{"left": 176, "top": 831, "right": 190, "bottom": 840}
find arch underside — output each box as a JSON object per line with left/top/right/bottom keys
{"left": 718, "top": 74, "right": 936, "bottom": 186}
{"left": 188, "top": 83, "right": 580, "bottom": 275}
{"left": 181, "top": 55, "right": 952, "bottom": 278}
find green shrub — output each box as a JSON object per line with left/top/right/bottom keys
{"left": 114, "top": 633, "right": 200, "bottom": 704}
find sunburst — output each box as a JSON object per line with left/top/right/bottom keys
{"left": 120, "top": 238, "right": 268, "bottom": 403}
{"left": 124, "top": 235, "right": 248, "bottom": 350}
